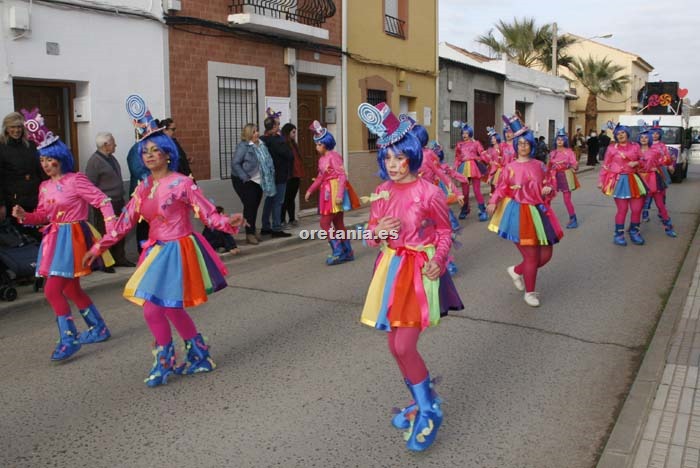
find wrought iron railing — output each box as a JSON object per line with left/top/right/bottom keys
{"left": 229, "top": 0, "right": 336, "bottom": 27}
{"left": 384, "top": 14, "right": 406, "bottom": 39}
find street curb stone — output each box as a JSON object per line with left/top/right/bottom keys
{"left": 597, "top": 218, "right": 700, "bottom": 467}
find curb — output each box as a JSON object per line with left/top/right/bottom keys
{"left": 597, "top": 219, "right": 700, "bottom": 467}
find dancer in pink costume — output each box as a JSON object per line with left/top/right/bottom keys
{"left": 547, "top": 127, "right": 580, "bottom": 229}
{"left": 453, "top": 121, "right": 489, "bottom": 221}
{"left": 637, "top": 122, "right": 676, "bottom": 237}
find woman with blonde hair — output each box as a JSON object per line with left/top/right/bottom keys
{"left": 231, "top": 123, "right": 276, "bottom": 245}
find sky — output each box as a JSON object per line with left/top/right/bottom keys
{"left": 438, "top": 0, "right": 699, "bottom": 104}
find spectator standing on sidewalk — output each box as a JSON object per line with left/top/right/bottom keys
{"left": 85, "top": 132, "right": 135, "bottom": 270}
{"left": 598, "top": 129, "right": 611, "bottom": 162}
{"left": 586, "top": 130, "right": 599, "bottom": 166}
{"left": 357, "top": 100, "right": 463, "bottom": 452}
{"left": 231, "top": 123, "right": 275, "bottom": 245}
{"left": 260, "top": 117, "right": 293, "bottom": 238}
{"left": 281, "top": 123, "right": 304, "bottom": 227}
{"left": 573, "top": 128, "right": 586, "bottom": 162}
{"left": 0, "top": 111, "right": 46, "bottom": 242}
{"left": 13, "top": 109, "right": 115, "bottom": 361}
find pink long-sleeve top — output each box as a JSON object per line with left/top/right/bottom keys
{"left": 598, "top": 142, "right": 642, "bottom": 187}
{"left": 365, "top": 178, "right": 452, "bottom": 274}
{"left": 306, "top": 150, "right": 347, "bottom": 200}
{"left": 485, "top": 145, "right": 511, "bottom": 177}
{"left": 489, "top": 159, "right": 554, "bottom": 206}
{"left": 499, "top": 141, "right": 517, "bottom": 163}
{"left": 419, "top": 148, "right": 456, "bottom": 193}
{"left": 652, "top": 141, "right": 674, "bottom": 167}
{"left": 639, "top": 146, "right": 664, "bottom": 173}
{"left": 90, "top": 172, "right": 237, "bottom": 254}
{"left": 22, "top": 172, "right": 115, "bottom": 228}
{"left": 454, "top": 139, "right": 486, "bottom": 167}
{"left": 547, "top": 148, "right": 578, "bottom": 173}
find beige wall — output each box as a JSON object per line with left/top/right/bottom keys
{"left": 561, "top": 39, "right": 652, "bottom": 132}
{"left": 346, "top": 0, "right": 437, "bottom": 193}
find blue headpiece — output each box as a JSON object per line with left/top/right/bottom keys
{"left": 502, "top": 114, "right": 528, "bottom": 137}
{"left": 486, "top": 126, "right": 501, "bottom": 145}
{"left": 22, "top": 108, "right": 74, "bottom": 173}
{"left": 555, "top": 127, "right": 569, "bottom": 148}
{"left": 453, "top": 120, "right": 473, "bottom": 137}
{"left": 126, "top": 94, "right": 165, "bottom": 142}
{"left": 650, "top": 119, "right": 664, "bottom": 138}
{"left": 428, "top": 140, "right": 444, "bottom": 162}
{"left": 357, "top": 102, "right": 413, "bottom": 148}
{"left": 309, "top": 120, "right": 335, "bottom": 150}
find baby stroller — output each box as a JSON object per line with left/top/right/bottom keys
{"left": 0, "top": 220, "right": 42, "bottom": 301}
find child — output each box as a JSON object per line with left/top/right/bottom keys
{"left": 547, "top": 127, "right": 580, "bottom": 229}
{"left": 202, "top": 206, "right": 241, "bottom": 255}
{"left": 453, "top": 121, "right": 489, "bottom": 221}
{"left": 304, "top": 121, "right": 359, "bottom": 265}
{"left": 357, "top": 101, "right": 463, "bottom": 451}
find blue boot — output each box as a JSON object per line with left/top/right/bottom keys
{"left": 326, "top": 240, "right": 345, "bottom": 265}
{"left": 613, "top": 224, "right": 627, "bottom": 246}
{"left": 448, "top": 210, "right": 460, "bottom": 231}
{"left": 642, "top": 196, "right": 652, "bottom": 222}
{"left": 145, "top": 341, "right": 177, "bottom": 387}
{"left": 340, "top": 239, "right": 354, "bottom": 262}
{"left": 629, "top": 223, "right": 645, "bottom": 245}
{"left": 447, "top": 261, "right": 458, "bottom": 276}
{"left": 176, "top": 333, "right": 216, "bottom": 375}
{"left": 458, "top": 204, "right": 469, "bottom": 220}
{"left": 392, "top": 379, "right": 416, "bottom": 430}
{"left": 78, "top": 304, "right": 111, "bottom": 344}
{"left": 478, "top": 203, "right": 488, "bottom": 222}
{"left": 51, "top": 315, "right": 82, "bottom": 361}
{"left": 566, "top": 214, "right": 578, "bottom": 229}
{"left": 405, "top": 375, "right": 443, "bottom": 452}
{"left": 663, "top": 219, "right": 677, "bottom": 238}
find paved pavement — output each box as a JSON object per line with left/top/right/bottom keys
{"left": 599, "top": 180, "right": 700, "bottom": 467}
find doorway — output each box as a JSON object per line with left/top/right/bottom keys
{"left": 473, "top": 90, "right": 497, "bottom": 147}
{"left": 297, "top": 75, "right": 326, "bottom": 210}
{"left": 13, "top": 80, "right": 78, "bottom": 166}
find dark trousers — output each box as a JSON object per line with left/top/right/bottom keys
{"left": 136, "top": 219, "right": 149, "bottom": 255}
{"left": 282, "top": 177, "right": 300, "bottom": 223}
{"left": 93, "top": 197, "right": 128, "bottom": 263}
{"left": 231, "top": 177, "right": 263, "bottom": 235}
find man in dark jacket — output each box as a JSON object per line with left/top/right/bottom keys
{"left": 259, "top": 117, "right": 293, "bottom": 237}
{"left": 586, "top": 130, "right": 600, "bottom": 166}
{"left": 598, "top": 130, "right": 611, "bottom": 162}
{"left": 0, "top": 111, "right": 46, "bottom": 242}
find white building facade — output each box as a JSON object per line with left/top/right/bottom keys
{"left": 0, "top": 0, "right": 169, "bottom": 170}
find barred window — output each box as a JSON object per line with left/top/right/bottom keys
{"left": 218, "top": 77, "right": 259, "bottom": 179}
{"left": 367, "top": 89, "right": 387, "bottom": 151}
{"left": 450, "top": 100, "right": 468, "bottom": 148}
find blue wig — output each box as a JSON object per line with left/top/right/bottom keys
{"left": 377, "top": 132, "right": 423, "bottom": 180}
{"left": 512, "top": 130, "right": 536, "bottom": 157}
{"left": 410, "top": 124, "right": 429, "bottom": 147}
{"left": 613, "top": 125, "right": 631, "bottom": 141}
{"left": 38, "top": 140, "right": 75, "bottom": 174}
{"left": 555, "top": 135, "right": 570, "bottom": 148}
{"left": 428, "top": 140, "right": 445, "bottom": 162}
{"left": 137, "top": 133, "right": 180, "bottom": 172}
{"left": 637, "top": 130, "right": 652, "bottom": 144}
{"left": 489, "top": 133, "right": 502, "bottom": 146}
{"left": 461, "top": 125, "right": 474, "bottom": 138}
{"left": 314, "top": 131, "right": 336, "bottom": 151}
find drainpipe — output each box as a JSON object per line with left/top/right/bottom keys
{"left": 342, "top": 0, "right": 348, "bottom": 174}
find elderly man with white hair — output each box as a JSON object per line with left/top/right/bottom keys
{"left": 85, "top": 132, "right": 135, "bottom": 270}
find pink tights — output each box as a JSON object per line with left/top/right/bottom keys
{"left": 562, "top": 191, "right": 575, "bottom": 217}
{"left": 143, "top": 301, "right": 198, "bottom": 346}
{"left": 614, "top": 198, "right": 645, "bottom": 225}
{"left": 44, "top": 276, "right": 92, "bottom": 316}
{"left": 462, "top": 178, "right": 485, "bottom": 206}
{"left": 651, "top": 191, "right": 669, "bottom": 220}
{"left": 513, "top": 244, "right": 554, "bottom": 293}
{"left": 387, "top": 327, "right": 428, "bottom": 385}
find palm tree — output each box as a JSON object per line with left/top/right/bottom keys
{"left": 476, "top": 17, "right": 574, "bottom": 71}
{"left": 569, "top": 56, "right": 630, "bottom": 133}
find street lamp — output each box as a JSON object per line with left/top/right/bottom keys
{"left": 551, "top": 23, "right": 613, "bottom": 76}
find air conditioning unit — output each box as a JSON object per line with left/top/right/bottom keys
{"left": 163, "top": 0, "right": 181, "bottom": 12}
{"left": 9, "top": 5, "right": 29, "bottom": 31}
{"left": 284, "top": 48, "right": 296, "bottom": 66}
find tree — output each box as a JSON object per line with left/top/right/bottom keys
{"left": 476, "top": 17, "right": 574, "bottom": 71}
{"left": 568, "top": 56, "right": 629, "bottom": 133}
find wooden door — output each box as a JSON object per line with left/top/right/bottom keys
{"left": 13, "top": 81, "right": 78, "bottom": 166}
{"left": 297, "top": 77, "right": 325, "bottom": 210}
{"left": 474, "top": 90, "right": 497, "bottom": 147}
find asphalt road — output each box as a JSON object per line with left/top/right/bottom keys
{"left": 2, "top": 167, "right": 700, "bottom": 468}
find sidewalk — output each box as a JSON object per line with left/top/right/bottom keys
{"left": 0, "top": 206, "right": 372, "bottom": 317}
{"left": 598, "top": 220, "right": 700, "bottom": 467}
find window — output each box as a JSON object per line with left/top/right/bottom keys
{"left": 449, "top": 100, "right": 468, "bottom": 148}
{"left": 384, "top": 0, "right": 406, "bottom": 39}
{"left": 217, "top": 77, "right": 259, "bottom": 179}
{"left": 367, "top": 89, "right": 387, "bottom": 151}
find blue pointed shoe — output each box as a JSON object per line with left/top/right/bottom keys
{"left": 628, "top": 224, "right": 645, "bottom": 245}
{"left": 51, "top": 315, "right": 82, "bottom": 361}
{"left": 566, "top": 215, "right": 578, "bottom": 229}
{"left": 78, "top": 304, "right": 111, "bottom": 344}
{"left": 145, "top": 341, "right": 177, "bottom": 387}
{"left": 177, "top": 333, "right": 216, "bottom": 375}
{"left": 405, "top": 375, "right": 443, "bottom": 452}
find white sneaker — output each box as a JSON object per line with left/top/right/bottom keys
{"left": 507, "top": 266, "right": 525, "bottom": 291}
{"left": 524, "top": 292, "right": 540, "bottom": 307}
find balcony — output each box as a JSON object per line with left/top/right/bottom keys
{"left": 228, "top": 0, "right": 336, "bottom": 41}
{"left": 384, "top": 14, "right": 406, "bottom": 39}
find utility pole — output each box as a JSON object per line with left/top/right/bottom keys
{"left": 552, "top": 22, "right": 558, "bottom": 76}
